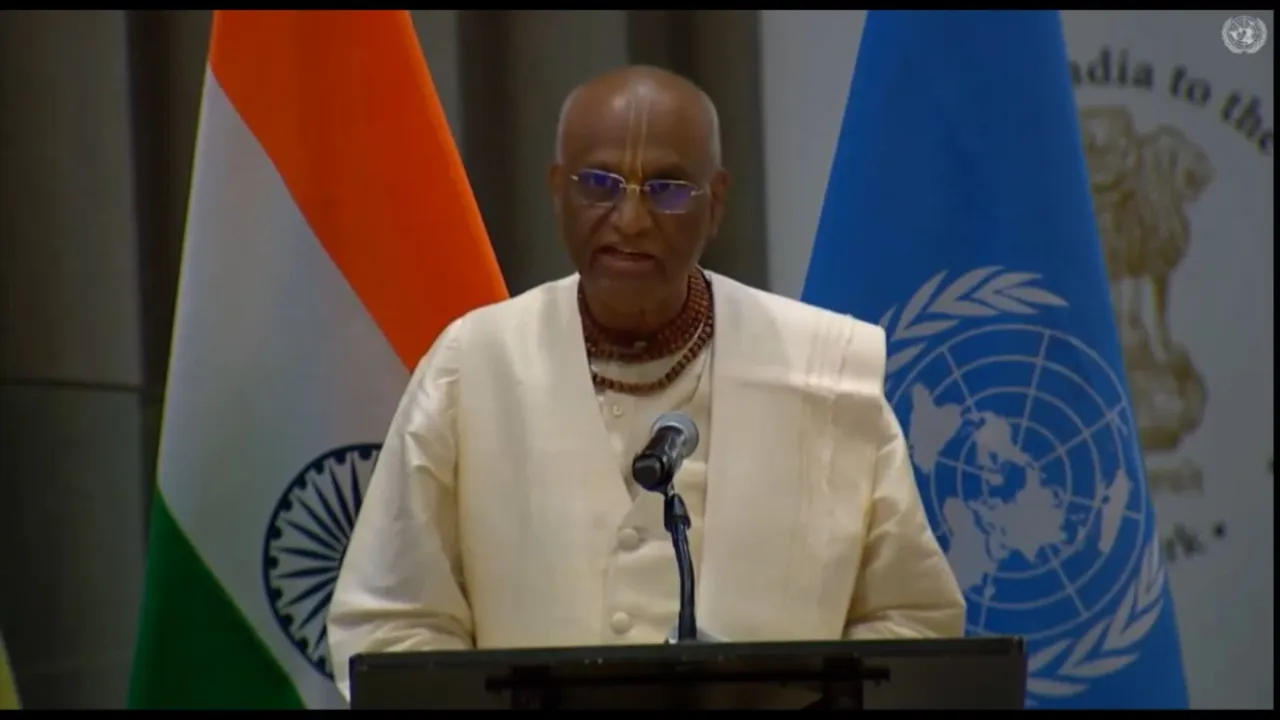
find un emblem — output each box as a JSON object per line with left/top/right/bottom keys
{"left": 879, "top": 267, "right": 1167, "bottom": 705}
{"left": 262, "top": 443, "right": 379, "bottom": 680}
{"left": 1221, "top": 15, "right": 1267, "bottom": 55}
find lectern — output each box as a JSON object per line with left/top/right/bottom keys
{"left": 350, "top": 636, "right": 1025, "bottom": 710}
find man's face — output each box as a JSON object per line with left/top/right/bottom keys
{"left": 550, "top": 92, "right": 727, "bottom": 308}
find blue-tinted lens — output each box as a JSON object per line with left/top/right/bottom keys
{"left": 573, "top": 170, "right": 624, "bottom": 204}
{"left": 645, "top": 180, "right": 698, "bottom": 212}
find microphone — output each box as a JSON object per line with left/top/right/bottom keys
{"left": 631, "top": 412, "right": 704, "bottom": 644}
{"left": 631, "top": 412, "right": 700, "bottom": 492}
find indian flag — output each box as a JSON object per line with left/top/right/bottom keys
{"left": 127, "top": 10, "right": 507, "bottom": 709}
{"left": 0, "top": 630, "right": 19, "bottom": 710}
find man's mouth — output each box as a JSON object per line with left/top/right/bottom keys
{"left": 595, "top": 246, "right": 659, "bottom": 272}
{"left": 596, "top": 244, "right": 655, "bottom": 262}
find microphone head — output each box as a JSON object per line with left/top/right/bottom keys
{"left": 632, "top": 412, "right": 700, "bottom": 493}
{"left": 652, "top": 411, "right": 699, "bottom": 457}
{"left": 631, "top": 455, "right": 668, "bottom": 493}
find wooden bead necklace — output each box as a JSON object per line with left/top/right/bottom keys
{"left": 581, "top": 270, "right": 715, "bottom": 396}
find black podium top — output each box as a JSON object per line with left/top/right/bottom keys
{"left": 351, "top": 636, "right": 1026, "bottom": 710}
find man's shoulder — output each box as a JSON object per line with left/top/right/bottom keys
{"left": 461, "top": 272, "right": 883, "bottom": 338}
{"left": 457, "top": 274, "right": 575, "bottom": 332}
{"left": 714, "top": 276, "right": 891, "bottom": 432}
{"left": 714, "top": 273, "right": 886, "bottom": 354}
{"left": 412, "top": 276, "right": 571, "bottom": 374}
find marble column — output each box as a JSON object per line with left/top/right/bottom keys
{"left": 0, "top": 10, "right": 148, "bottom": 709}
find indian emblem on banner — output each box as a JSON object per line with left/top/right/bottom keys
{"left": 263, "top": 443, "right": 379, "bottom": 679}
{"left": 1222, "top": 15, "right": 1268, "bottom": 55}
{"left": 1079, "top": 106, "right": 1214, "bottom": 496}
{"left": 879, "top": 267, "right": 1167, "bottom": 705}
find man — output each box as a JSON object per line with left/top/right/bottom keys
{"left": 327, "top": 65, "right": 965, "bottom": 702}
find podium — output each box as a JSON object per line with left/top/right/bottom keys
{"left": 350, "top": 636, "right": 1026, "bottom": 710}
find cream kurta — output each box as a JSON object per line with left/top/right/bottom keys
{"left": 327, "top": 272, "right": 965, "bottom": 700}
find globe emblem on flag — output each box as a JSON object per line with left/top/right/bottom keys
{"left": 891, "top": 324, "right": 1147, "bottom": 637}
{"left": 878, "top": 267, "right": 1167, "bottom": 703}
{"left": 262, "top": 443, "right": 379, "bottom": 679}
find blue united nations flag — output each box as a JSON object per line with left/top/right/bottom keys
{"left": 801, "top": 10, "right": 1189, "bottom": 709}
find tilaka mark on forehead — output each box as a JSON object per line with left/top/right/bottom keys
{"left": 622, "top": 94, "right": 653, "bottom": 181}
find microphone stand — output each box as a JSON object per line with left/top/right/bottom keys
{"left": 632, "top": 414, "right": 721, "bottom": 645}
{"left": 663, "top": 483, "right": 698, "bottom": 643}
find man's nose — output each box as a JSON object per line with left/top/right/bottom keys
{"left": 611, "top": 186, "right": 653, "bottom": 236}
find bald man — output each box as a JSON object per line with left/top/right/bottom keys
{"left": 327, "top": 65, "right": 965, "bottom": 702}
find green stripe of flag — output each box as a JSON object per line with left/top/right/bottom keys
{"left": 128, "top": 494, "right": 303, "bottom": 709}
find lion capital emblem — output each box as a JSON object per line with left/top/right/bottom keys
{"left": 1078, "top": 106, "right": 1214, "bottom": 497}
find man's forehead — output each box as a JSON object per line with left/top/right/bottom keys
{"left": 559, "top": 87, "right": 713, "bottom": 170}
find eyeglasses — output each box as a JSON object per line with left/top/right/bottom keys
{"left": 568, "top": 169, "right": 706, "bottom": 215}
